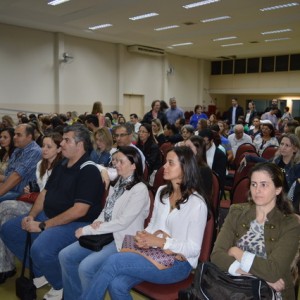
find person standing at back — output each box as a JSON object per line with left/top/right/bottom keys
{"left": 228, "top": 98, "right": 244, "bottom": 129}
{"left": 166, "top": 97, "right": 184, "bottom": 125}
{"left": 142, "top": 100, "right": 168, "bottom": 127}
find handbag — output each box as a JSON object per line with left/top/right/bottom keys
{"left": 178, "top": 262, "right": 276, "bottom": 300}
{"left": 121, "top": 234, "right": 177, "bottom": 270}
{"left": 79, "top": 233, "right": 114, "bottom": 251}
{"left": 15, "top": 232, "right": 37, "bottom": 300}
{"left": 17, "top": 192, "right": 39, "bottom": 204}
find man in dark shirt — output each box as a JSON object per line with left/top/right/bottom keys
{"left": 1, "top": 124, "right": 103, "bottom": 300}
{"left": 227, "top": 98, "right": 244, "bottom": 128}
{"left": 142, "top": 100, "right": 168, "bottom": 127}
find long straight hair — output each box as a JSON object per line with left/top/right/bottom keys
{"left": 160, "top": 146, "right": 209, "bottom": 210}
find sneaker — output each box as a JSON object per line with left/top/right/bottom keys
{"left": 33, "top": 275, "right": 48, "bottom": 288}
{"left": 43, "top": 288, "right": 63, "bottom": 300}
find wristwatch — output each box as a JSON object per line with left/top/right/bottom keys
{"left": 39, "top": 221, "right": 46, "bottom": 231}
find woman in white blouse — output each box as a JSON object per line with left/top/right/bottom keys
{"left": 81, "top": 146, "right": 209, "bottom": 300}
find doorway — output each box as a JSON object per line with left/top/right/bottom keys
{"left": 123, "top": 94, "right": 145, "bottom": 121}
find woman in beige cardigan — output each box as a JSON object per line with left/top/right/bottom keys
{"left": 211, "top": 162, "right": 300, "bottom": 300}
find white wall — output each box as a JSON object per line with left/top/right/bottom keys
{"left": 1, "top": 23, "right": 299, "bottom": 118}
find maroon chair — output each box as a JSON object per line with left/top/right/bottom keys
{"left": 231, "top": 177, "right": 250, "bottom": 204}
{"left": 160, "top": 142, "right": 173, "bottom": 160}
{"left": 231, "top": 143, "right": 257, "bottom": 170}
{"left": 151, "top": 166, "right": 166, "bottom": 194}
{"left": 224, "top": 152, "right": 258, "bottom": 195}
{"left": 261, "top": 146, "right": 278, "bottom": 160}
{"left": 144, "top": 189, "right": 155, "bottom": 228}
{"left": 133, "top": 214, "right": 215, "bottom": 300}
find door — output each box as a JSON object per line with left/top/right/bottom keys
{"left": 123, "top": 94, "right": 145, "bottom": 121}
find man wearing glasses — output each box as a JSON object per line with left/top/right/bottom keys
{"left": 228, "top": 124, "right": 252, "bottom": 158}
{"left": 112, "top": 123, "right": 145, "bottom": 169}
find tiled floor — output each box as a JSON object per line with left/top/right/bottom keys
{"left": 0, "top": 264, "right": 148, "bottom": 300}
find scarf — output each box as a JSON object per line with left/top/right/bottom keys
{"left": 104, "top": 174, "right": 134, "bottom": 222}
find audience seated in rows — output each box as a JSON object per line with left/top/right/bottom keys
{"left": 0, "top": 124, "right": 42, "bottom": 202}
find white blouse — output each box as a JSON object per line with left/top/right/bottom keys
{"left": 146, "top": 186, "right": 208, "bottom": 268}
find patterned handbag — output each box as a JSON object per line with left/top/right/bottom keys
{"left": 121, "top": 234, "right": 177, "bottom": 270}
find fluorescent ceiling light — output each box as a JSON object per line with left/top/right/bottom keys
{"left": 89, "top": 24, "right": 112, "bottom": 30}
{"left": 201, "top": 16, "right": 231, "bottom": 23}
{"left": 48, "top": 0, "right": 70, "bottom": 5}
{"left": 213, "top": 36, "right": 237, "bottom": 41}
{"left": 129, "top": 12, "right": 158, "bottom": 21}
{"left": 183, "top": 0, "right": 220, "bottom": 9}
{"left": 261, "top": 29, "right": 292, "bottom": 35}
{"left": 221, "top": 43, "right": 243, "bottom": 47}
{"left": 260, "top": 2, "right": 299, "bottom": 11}
{"left": 171, "top": 42, "right": 193, "bottom": 47}
{"left": 265, "top": 37, "right": 291, "bottom": 42}
{"left": 155, "top": 25, "right": 179, "bottom": 31}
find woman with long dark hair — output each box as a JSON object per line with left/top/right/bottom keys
{"left": 59, "top": 146, "right": 150, "bottom": 300}
{"left": 211, "top": 162, "right": 300, "bottom": 300}
{"left": 0, "top": 128, "right": 15, "bottom": 176}
{"left": 81, "top": 146, "right": 209, "bottom": 300}
{"left": 136, "top": 123, "right": 162, "bottom": 184}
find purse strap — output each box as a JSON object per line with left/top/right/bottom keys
{"left": 21, "top": 232, "right": 34, "bottom": 279}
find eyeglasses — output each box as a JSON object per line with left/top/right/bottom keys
{"left": 113, "top": 133, "right": 129, "bottom": 138}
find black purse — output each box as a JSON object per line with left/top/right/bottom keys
{"left": 178, "top": 262, "right": 276, "bottom": 300}
{"left": 15, "top": 232, "right": 37, "bottom": 300}
{"left": 79, "top": 233, "right": 114, "bottom": 251}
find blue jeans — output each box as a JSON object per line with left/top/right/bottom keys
{"left": 80, "top": 252, "right": 192, "bottom": 300}
{"left": 0, "top": 211, "right": 89, "bottom": 289}
{"left": 0, "top": 191, "right": 20, "bottom": 203}
{"left": 59, "top": 240, "right": 117, "bottom": 300}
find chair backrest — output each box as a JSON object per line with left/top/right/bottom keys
{"left": 211, "top": 171, "right": 221, "bottom": 219}
{"left": 151, "top": 166, "right": 166, "bottom": 194}
{"left": 231, "top": 152, "right": 258, "bottom": 191}
{"left": 233, "top": 143, "right": 257, "bottom": 169}
{"left": 143, "top": 163, "right": 149, "bottom": 181}
{"left": 144, "top": 189, "right": 155, "bottom": 228}
{"left": 199, "top": 213, "right": 215, "bottom": 262}
{"left": 159, "top": 142, "right": 172, "bottom": 159}
{"left": 261, "top": 146, "right": 278, "bottom": 160}
{"left": 231, "top": 177, "right": 250, "bottom": 204}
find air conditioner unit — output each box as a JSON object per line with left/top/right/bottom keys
{"left": 127, "top": 45, "right": 165, "bottom": 56}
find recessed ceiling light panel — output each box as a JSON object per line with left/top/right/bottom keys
{"left": 213, "top": 36, "right": 237, "bottom": 41}
{"left": 89, "top": 24, "right": 112, "bottom": 30}
{"left": 48, "top": 0, "right": 70, "bottom": 5}
{"left": 260, "top": 2, "right": 299, "bottom": 11}
{"left": 265, "top": 37, "right": 291, "bottom": 42}
{"left": 261, "top": 29, "right": 292, "bottom": 35}
{"left": 221, "top": 43, "right": 243, "bottom": 47}
{"left": 171, "top": 42, "right": 193, "bottom": 47}
{"left": 183, "top": 0, "right": 220, "bottom": 9}
{"left": 154, "top": 25, "right": 179, "bottom": 31}
{"left": 129, "top": 12, "right": 158, "bottom": 21}
{"left": 201, "top": 16, "right": 231, "bottom": 23}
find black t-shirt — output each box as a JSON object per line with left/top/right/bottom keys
{"left": 44, "top": 153, "right": 103, "bottom": 222}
